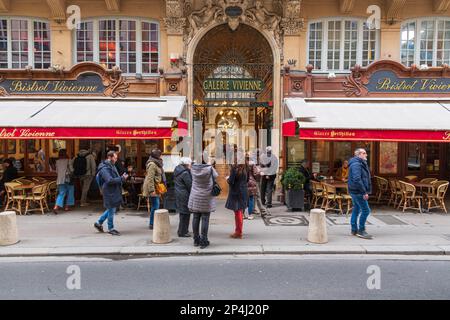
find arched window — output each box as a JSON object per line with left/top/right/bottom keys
{"left": 0, "top": 17, "right": 51, "bottom": 69}
{"left": 401, "top": 18, "right": 450, "bottom": 67}
{"left": 307, "top": 18, "right": 379, "bottom": 71}
{"left": 74, "top": 18, "right": 159, "bottom": 74}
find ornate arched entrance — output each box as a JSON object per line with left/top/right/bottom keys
{"left": 190, "top": 23, "right": 275, "bottom": 162}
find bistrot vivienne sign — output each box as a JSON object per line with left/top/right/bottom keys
{"left": 368, "top": 70, "right": 450, "bottom": 93}
{"left": 0, "top": 73, "right": 105, "bottom": 95}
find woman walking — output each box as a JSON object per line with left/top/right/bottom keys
{"left": 174, "top": 157, "right": 193, "bottom": 237}
{"left": 188, "top": 162, "right": 218, "bottom": 249}
{"left": 226, "top": 164, "right": 248, "bottom": 239}
{"left": 142, "top": 149, "right": 165, "bottom": 230}
{"left": 53, "top": 149, "right": 75, "bottom": 214}
{"left": 246, "top": 160, "right": 259, "bottom": 220}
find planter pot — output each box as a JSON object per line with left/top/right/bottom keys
{"left": 285, "top": 189, "right": 305, "bottom": 211}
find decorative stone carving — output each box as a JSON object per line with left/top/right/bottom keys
{"left": 0, "top": 75, "right": 7, "bottom": 96}
{"left": 280, "top": 0, "right": 303, "bottom": 35}
{"left": 164, "top": 0, "right": 187, "bottom": 35}
{"left": 343, "top": 65, "right": 368, "bottom": 97}
{"left": 187, "top": 0, "right": 223, "bottom": 39}
{"left": 102, "top": 67, "right": 130, "bottom": 98}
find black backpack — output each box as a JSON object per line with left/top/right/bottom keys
{"left": 73, "top": 155, "right": 87, "bottom": 177}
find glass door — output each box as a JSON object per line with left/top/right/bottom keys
{"left": 406, "top": 143, "right": 424, "bottom": 177}
{"left": 424, "top": 143, "right": 441, "bottom": 176}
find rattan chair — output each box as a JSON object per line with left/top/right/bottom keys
{"left": 311, "top": 180, "right": 324, "bottom": 209}
{"left": 322, "top": 183, "right": 343, "bottom": 214}
{"left": 388, "top": 179, "right": 403, "bottom": 208}
{"left": 374, "top": 176, "right": 389, "bottom": 204}
{"left": 46, "top": 181, "right": 57, "bottom": 204}
{"left": 339, "top": 185, "right": 353, "bottom": 216}
{"left": 4, "top": 182, "right": 26, "bottom": 215}
{"left": 424, "top": 181, "right": 449, "bottom": 213}
{"left": 398, "top": 181, "right": 423, "bottom": 213}
{"left": 24, "top": 183, "right": 49, "bottom": 215}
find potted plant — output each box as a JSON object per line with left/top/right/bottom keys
{"left": 281, "top": 167, "right": 306, "bottom": 211}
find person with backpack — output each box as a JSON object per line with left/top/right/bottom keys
{"left": 73, "top": 149, "right": 97, "bottom": 207}
{"left": 94, "top": 151, "right": 128, "bottom": 236}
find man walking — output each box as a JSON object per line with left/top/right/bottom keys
{"left": 348, "top": 148, "right": 373, "bottom": 239}
{"left": 260, "top": 146, "right": 278, "bottom": 208}
{"left": 73, "top": 149, "right": 96, "bottom": 207}
{"left": 94, "top": 151, "right": 128, "bottom": 236}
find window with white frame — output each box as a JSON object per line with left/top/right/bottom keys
{"left": 75, "top": 18, "right": 159, "bottom": 74}
{"left": 308, "top": 18, "right": 379, "bottom": 71}
{"left": 0, "top": 17, "right": 51, "bottom": 69}
{"left": 401, "top": 19, "right": 450, "bottom": 67}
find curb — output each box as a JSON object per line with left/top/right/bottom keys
{"left": 0, "top": 245, "right": 448, "bottom": 258}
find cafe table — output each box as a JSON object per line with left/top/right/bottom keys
{"left": 11, "top": 183, "right": 35, "bottom": 215}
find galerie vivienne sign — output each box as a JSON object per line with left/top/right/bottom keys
{"left": 0, "top": 73, "right": 105, "bottom": 95}
{"left": 367, "top": 70, "right": 450, "bottom": 93}
{"left": 203, "top": 78, "right": 265, "bottom": 92}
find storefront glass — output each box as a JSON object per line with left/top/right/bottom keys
{"left": 333, "top": 142, "right": 352, "bottom": 175}
{"left": 141, "top": 140, "right": 162, "bottom": 170}
{"left": 27, "top": 140, "right": 46, "bottom": 173}
{"left": 7, "top": 140, "right": 24, "bottom": 173}
{"left": 379, "top": 142, "right": 398, "bottom": 175}
{"left": 49, "top": 139, "right": 67, "bottom": 172}
{"left": 286, "top": 138, "right": 307, "bottom": 168}
{"left": 425, "top": 143, "right": 440, "bottom": 174}
{"left": 407, "top": 143, "right": 421, "bottom": 172}
{"left": 312, "top": 141, "right": 330, "bottom": 176}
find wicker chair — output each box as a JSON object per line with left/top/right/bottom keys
{"left": 398, "top": 181, "right": 423, "bottom": 213}
{"left": 322, "top": 183, "right": 343, "bottom": 214}
{"left": 374, "top": 176, "right": 389, "bottom": 204}
{"left": 388, "top": 179, "right": 403, "bottom": 208}
{"left": 339, "top": 185, "right": 353, "bottom": 216}
{"left": 424, "top": 181, "right": 449, "bottom": 213}
{"left": 311, "top": 181, "right": 324, "bottom": 209}
{"left": 24, "top": 183, "right": 49, "bottom": 215}
{"left": 4, "top": 182, "right": 26, "bottom": 215}
{"left": 46, "top": 181, "right": 57, "bottom": 204}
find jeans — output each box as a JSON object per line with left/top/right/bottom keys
{"left": 350, "top": 194, "right": 371, "bottom": 232}
{"left": 79, "top": 175, "right": 93, "bottom": 204}
{"left": 261, "top": 176, "right": 275, "bottom": 205}
{"left": 178, "top": 213, "right": 191, "bottom": 236}
{"left": 247, "top": 195, "right": 255, "bottom": 215}
{"left": 55, "top": 184, "right": 75, "bottom": 208}
{"left": 98, "top": 207, "right": 116, "bottom": 231}
{"left": 192, "top": 213, "right": 210, "bottom": 241}
{"left": 149, "top": 196, "right": 160, "bottom": 226}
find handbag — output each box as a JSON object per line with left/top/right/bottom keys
{"left": 210, "top": 168, "right": 221, "bottom": 197}
{"left": 64, "top": 161, "right": 74, "bottom": 185}
{"left": 155, "top": 182, "right": 167, "bottom": 195}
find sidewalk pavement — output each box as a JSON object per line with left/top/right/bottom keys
{"left": 1, "top": 200, "right": 450, "bottom": 257}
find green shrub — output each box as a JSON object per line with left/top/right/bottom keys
{"left": 281, "top": 167, "right": 306, "bottom": 191}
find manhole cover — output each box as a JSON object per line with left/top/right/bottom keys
{"left": 263, "top": 215, "right": 309, "bottom": 226}
{"left": 373, "top": 215, "right": 408, "bottom": 225}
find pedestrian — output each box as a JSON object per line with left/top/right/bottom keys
{"left": 247, "top": 159, "right": 268, "bottom": 218}
{"left": 0, "top": 158, "right": 18, "bottom": 205}
{"left": 348, "top": 148, "right": 373, "bottom": 239}
{"left": 188, "top": 161, "right": 218, "bottom": 249}
{"left": 142, "top": 149, "right": 165, "bottom": 230}
{"left": 260, "top": 146, "right": 278, "bottom": 208}
{"left": 299, "top": 159, "right": 313, "bottom": 203}
{"left": 73, "top": 149, "right": 97, "bottom": 207}
{"left": 226, "top": 164, "right": 248, "bottom": 239}
{"left": 94, "top": 151, "right": 128, "bottom": 236}
{"left": 174, "top": 157, "right": 193, "bottom": 237}
{"left": 53, "top": 149, "right": 75, "bottom": 214}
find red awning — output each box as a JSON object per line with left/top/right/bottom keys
{"left": 299, "top": 129, "right": 450, "bottom": 142}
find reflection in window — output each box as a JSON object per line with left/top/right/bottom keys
{"left": 27, "top": 140, "right": 46, "bottom": 173}
{"left": 7, "top": 140, "right": 24, "bottom": 173}
{"left": 379, "top": 142, "right": 398, "bottom": 175}
{"left": 333, "top": 142, "right": 352, "bottom": 175}
{"left": 311, "top": 141, "right": 330, "bottom": 176}
{"left": 407, "top": 143, "right": 421, "bottom": 172}
{"left": 287, "top": 138, "right": 306, "bottom": 168}
{"left": 49, "top": 140, "right": 67, "bottom": 172}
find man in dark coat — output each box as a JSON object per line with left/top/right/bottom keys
{"left": 260, "top": 146, "right": 278, "bottom": 208}
{"left": 299, "top": 159, "right": 312, "bottom": 199}
{"left": 94, "top": 151, "right": 128, "bottom": 236}
{"left": 348, "top": 148, "right": 373, "bottom": 240}
{"left": 174, "top": 157, "right": 193, "bottom": 237}
{"left": 0, "top": 158, "right": 18, "bottom": 205}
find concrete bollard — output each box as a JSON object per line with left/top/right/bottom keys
{"left": 152, "top": 209, "right": 172, "bottom": 244}
{"left": 307, "top": 209, "right": 328, "bottom": 244}
{"left": 0, "top": 211, "right": 19, "bottom": 246}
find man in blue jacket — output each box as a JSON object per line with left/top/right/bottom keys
{"left": 94, "top": 151, "right": 128, "bottom": 236}
{"left": 348, "top": 148, "right": 373, "bottom": 239}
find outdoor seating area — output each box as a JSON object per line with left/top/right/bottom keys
{"left": 3, "top": 178, "right": 57, "bottom": 215}
{"left": 309, "top": 176, "right": 449, "bottom": 215}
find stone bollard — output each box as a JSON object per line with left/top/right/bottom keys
{"left": 152, "top": 209, "right": 172, "bottom": 244}
{"left": 0, "top": 211, "right": 19, "bottom": 246}
{"left": 307, "top": 209, "right": 328, "bottom": 244}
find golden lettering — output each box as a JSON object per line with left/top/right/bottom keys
{"left": 443, "top": 131, "right": 450, "bottom": 141}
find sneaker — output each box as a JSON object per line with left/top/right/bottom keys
{"left": 178, "top": 233, "right": 191, "bottom": 238}
{"left": 200, "top": 239, "right": 210, "bottom": 249}
{"left": 94, "top": 222, "right": 104, "bottom": 233}
{"left": 194, "top": 237, "right": 200, "bottom": 247}
{"left": 53, "top": 206, "right": 60, "bottom": 215}
{"left": 248, "top": 215, "right": 254, "bottom": 220}
{"left": 351, "top": 230, "right": 357, "bottom": 236}
{"left": 356, "top": 230, "right": 373, "bottom": 240}
{"left": 108, "top": 229, "right": 121, "bottom": 236}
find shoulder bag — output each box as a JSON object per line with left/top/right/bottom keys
{"left": 210, "top": 167, "right": 221, "bottom": 197}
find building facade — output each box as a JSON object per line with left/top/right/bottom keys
{"left": 0, "top": 0, "right": 449, "bottom": 190}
